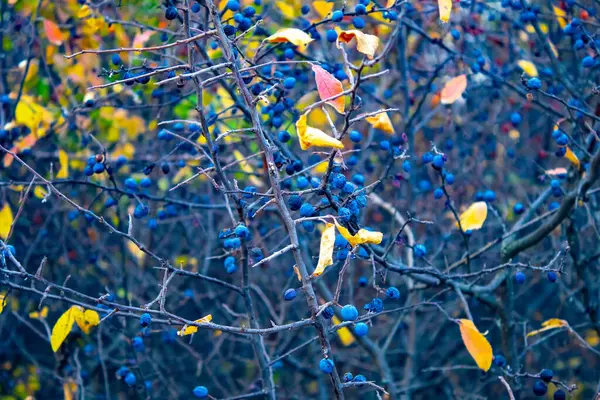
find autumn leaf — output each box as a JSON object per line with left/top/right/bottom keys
{"left": 365, "top": 112, "right": 394, "bottom": 134}
{"left": 458, "top": 319, "right": 493, "bottom": 372}
{"left": 553, "top": 6, "right": 567, "bottom": 30}
{"left": 127, "top": 241, "right": 146, "bottom": 264}
{"left": 337, "top": 30, "right": 379, "bottom": 59}
{"left": 0, "top": 203, "right": 13, "bottom": 239}
{"left": 333, "top": 315, "right": 355, "bottom": 346}
{"left": 526, "top": 318, "right": 569, "bottom": 337}
{"left": 564, "top": 147, "right": 580, "bottom": 169}
{"left": 293, "top": 265, "right": 302, "bottom": 281}
{"left": 313, "top": 1, "right": 334, "bottom": 18}
{"left": 517, "top": 60, "right": 538, "bottom": 77}
{"left": 438, "top": 0, "right": 452, "bottom": 23}
{"left": 75, "top": 309, "right": 101, "bottom": 334}
{"left": 312, "top": 223, "right": 335, "bottom": 277}
{"left": 312, "top": 64, "right": 345, "bottom": 114}
{"left": 43, "top": 19, "right": 64, "bottom": 46}
{"left": 0, "top": 292, "right": 6, "bottom": 314}
{"left": 51, "top": 306, "right": 84, "bottom": 352}
{"left": 276, "top": 2, "right": 298, "bottom": 19}
{"left": 29, "top": 306, "right": 49, "bottom": 319}
{"left": 265, "top": 28, "right": 313, "bottom": 50}
{"left": 177, "top": 314, "right": 213, "bottom": 336}
{"left": 57, "top": 150, "right": 69, "bottom": 179}
{"left": 296, "top": 112, "right": 344, "bottom": 150}
{"left": 441, "top": 75, "right": 467, "bottom": 104}
{"left": 335, "top": 222, "right": 383, "bottom": 247}
{"left": 457, "top": 202, "right": 487, "bottom": 231}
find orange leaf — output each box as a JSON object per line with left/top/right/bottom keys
{"left": 44, "top": 19, "right": 64, "bottom": 46}
{"left": 337, "top": 30, "right": 379, "bottom": 59}
{"left": 440, "top": 75, "right": 467, "bottom": 105}
{"left": 458, "top": 319, "right": 493, "bottom": 371}
{"left": 564, "top": 146, "right": 580, "bottom": 169}
{"left": 312, "top": 64, "right": 345, "bottom": 114}
{"left": 365, "top": 112, "right": 394, "bottom": 134}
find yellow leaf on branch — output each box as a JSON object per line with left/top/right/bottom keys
{"left": 365, "top": 112, "right": 395, "bottom": 134}
{"left": 458, "top": 319, "right": 493, "bottom": 371}
{"left": 0, "top": 203, "right": 14, "bottom": 239}
{"left": 334, "top": 222, "right": 382, "bottom": 247}
{"left": 526, "top": 318, "right": 569, "bottom": 337}
{"left": 457, "top": 202, "right": 488, "bottom": 231}
{"left": 296, "top": 112, "right": 344, "bottom": 150}
{"left": 51, "top": 306, "right": 84, "bottom": 352}
{"left": 265, "top": 28, "right": 313, "bottom": 51}
{"left": 178, "top": 314, "right": 213, "bottom": 336}
{"left": 312, "top": 223, "right": 335, "bottom": 277}
{"left": 337, "top": 30, "right": 379, "bottom": 59}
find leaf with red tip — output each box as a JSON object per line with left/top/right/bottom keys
{"left": 312, "top": 64, "right": 345, "bottom": 114}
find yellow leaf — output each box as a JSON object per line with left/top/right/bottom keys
{"left": 527, "top": 318, "right": 569, "bottom": 337}
{"left": 438, "top": 0, "right": 452, "bottom": 22}
{"left": 553, "top": 6, "right": 567, "bottom": 30}
{"left": 365, "top": 112, "right": 394, "bottom": 134}
{"left": 312, "top": 223, "right": 335, "bottom": 277}
{"left": 333, "top": 315, "right": 355, "bottom": 346}
{"left": 564, "top": 147, "right": 580, "bottom": 169}
{"left": 293, "top": 265, "right": 302, "bottom": 281}
{"left": 296, "top": 112, "right": 344, "bottom": 150}
{"left": 34, "top": 186, "right": 48, "bottom": 199}
{"left": 64, "top": 380, "right": 77, "bottom": 400}
{"left": 51, "top": 306, "right": 84, "bottom": 352}
{"left": 334, "top": 221, "right": 382, "bottom": 247}
{"left": 57, "top": 150, "right": 69, "bottom": 179}
{"left": 441, "top": 75, "right": 467, "bottom": 104}
{"left": 337, "top": 30, "right": 379, "bottom": 59}
{"left": 0, "top": 204, "right": 13, "bottom": 239}
{"left": 457, "top": 202, "right": 487, "bottom": 231}
{"left": 265, "top": 28, "right": 313, "bottom": 51}
{"left": 127, "top": 241, "right": 146, "bottom": 264}
{"left": 277, "top": 2, "right": 298, "bottom": 19}
{"left": 313, "top": 1, "right": 334, "bottom": 18}
{"left": 75, "top": 309, "right": 100, "bottom": 335}
{"left": 517, "top": 60, "right": 538, "bottom": 77}
{"left": 0, "top": 292, "right": 5, "bottom": 314}
{"left": 177, "top": 314, "right": 213, "bottom": 336}
{"left": 29, "top": 306, "right": 49, "bottom": 319}
{"left": 458, "top": 319, "right": 493, "bottom": 372}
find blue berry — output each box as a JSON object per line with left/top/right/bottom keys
{"left": 283, "top": 77, "right": 296, "bottom": 89}
{"left": 582, "top": 56, "right": 596, "bottom": 68}
{"left": 432, "top": 155, "right": 444, "bottom": 169}
{"left": 483, "top": 190, "right": 496, "bottom": 202}
{"left": 354, "top": 322, "right": 369, "bottom": 336}
{"left": 140, "top": 313, "right": 152, "bottom": 327}
{"left": 511, "top": 112, "right": 522, "bottom": 125}
{"left": 533, "top": 381, "right": 547, "bottom": 396}
{"left": 445, "top": 173, "right": 455, "bottom": 184}
{"left": 243, "top": 6, "right": 256, "bottom": 16}
{"left": 132, "top": 337, "right": 144, "bottom": 351}
{"left": 111, "top": 54, "right": 122, "bottom": 65}
{"left": 124, "top": 372, "right": 137, "bottom": 386}
{"left": 402, "top": 160, "right": 411, "bottom": 172}
{"left": 278, "top": 130, "right": 291, "bottom": 142}
{"left": 301, "top": 4, "right": 310, "bottom": 14}
{"left": 288, "top": 195, "right": 303, "bottom": 211}
{"left": 193, "top": 386, "right": 209, "bottom": 398}
{"left": 540, "top": 369, "right": 553, "bottom": 382}
{"left": 338, "top": 207, "right": 351, "bottom": 223}
{"left": 165, "top": 6, "right": 178, "bottom": 20}
{"left": 556, "top": 133, "right": 569, "bottom": 146}
{"left": 414, "top": 244, "right": 426, "bottom": 258}
{"left": 385, "top": 286, "right": 400, "bottom": 299}
{"left": 297, "top": 176, "right": 309, "bottom": 189}
{"left": 528, "top": 77, "right": 542, "bottom": 89}
{"left": 326, "top": 29, "right": 338, "bottom": 43}
{"left": 554, "top": 390, "right": 566, "bottom": 400}
{"left": 355, "top": 4, "right": 366, "bottom": 14}
{"left": 322, "top": 306, "right": 334, "bottom": 319}
{"left": 191, "top": 2, "right": 201, "bottom": 13}
{"left": 319, "top": 358, "right": 334, "bottom": 373}
{"left": 422, "top": 152, "right": 434, "bottom": 164}
{"left": 299, "top": 203, "right": 315, "bottom": 217}
{"left": 547, "top": 271, "right": 558, "bottom": 282}
{"left": 227, "top": 0, "right": 240, "bottom": 10}
{"left": 223, "top": 24, "right": 236, "bottom": 36}
{"left": 234, "top": 224, "right": 249, "bottom": 238}
{"left": 332, "top": 173, "right": 347, "bottom": 189}
{"left": 515, "top": 271, "right": 526, "bottom": 284}
{"left": 494, "top": 354, "right": 506, "bottom": 367}
{"left": 284, "top": 288, "right": 297, "bottom": 301}
{"left": 352, "top": 17, "right": 365, "bottom": 29}
{"left": 124, "top": 178, "right": 138, "bottom": 191}
{"left": 140, "top": 177, "right": 152, "bottom": 188}
{"left": 514, "top": 202, "right": 525, "bottom": 214}
{"left": 343, "top": 372, "right": 353, "bottom": 382}
{"left": 341, "top": 305, "right": 359, "bottom": 321}
{"left": 93, "top": 162, "right": 105, "bottom": 174}
{"left": 332, "top": 10, "right": 344, "bottom": 22}
{"left": 450, "top": 28, "right": 460, "bottom": 40}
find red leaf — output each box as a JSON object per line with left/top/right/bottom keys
{"left": 312, "top": 64, "right": 345, "bottom": 114}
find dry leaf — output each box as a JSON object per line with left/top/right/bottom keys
{"left": 365, "top": 112, "right": 394, "bottom": 134}
{"left": 441, "top": 75, "right": 467, "bottom": 104}
{"left": 43, "top": 19, "right": 63, "bottom": 46}
{"left": 517, "top": 60, "right": 538, "bottom": 77}
{"left": 312, "top": 223, "right": 335, "bottom": 277}
{"left": 458, "top": 319, "right": 493, "bottom": 371}
{"left": 526, "top": 318, "right": 569, "bottom": 337}
{"left": 265, "top": 28, "right": 314, "bottom": 51}
{"left": 335, "top": 222, "right": 383, "bottom": 247}
{"left": 438, "top": 0, "right": 452, "bottom": 23}
{"left": 337, "top": 30, "right": 379, "bottom": 59}
{"left": 293, "top": 265, "right": 302, "bottom": 281}
{"left": 0, "top": 203, "right": 13, "bottom": 239}
{"left": 457, "top": 202, "right": 487, "bottom": 231}
{"left": 296, "top": 112, "right": 344, "bottom": 150}
{"left": 0, "top": 292, "right": 6, "bottom": 314}
{"left": 312, "top": 64, "right": 345, "bottom": 114}
{"left": 51, "top": 306, "right": 84, "bottom": 352}
{"left": 178, "top": 314, "right": 213, "bottom": 336}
